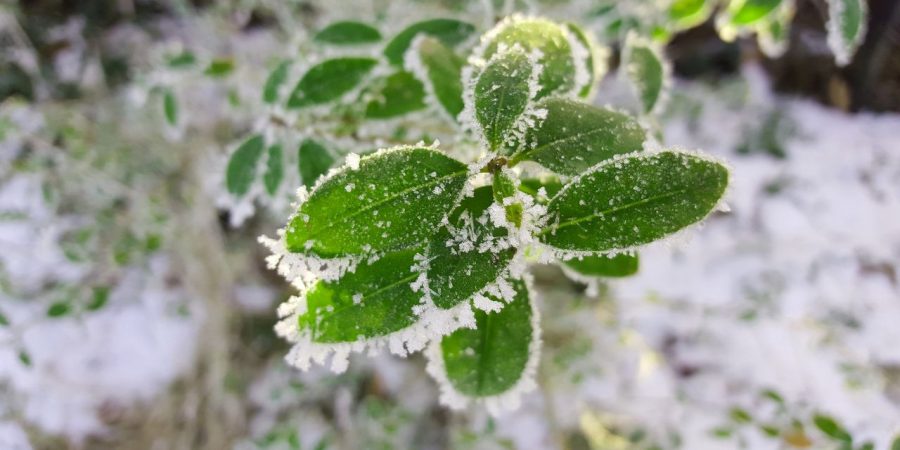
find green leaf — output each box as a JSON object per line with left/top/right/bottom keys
{"left": 262, "top": 60, "right": 291, "bottom": 104}
{"left": 624, "top": 34, "right": 666, "bottom": 114}
{"left": 263, "top": 143, "right": 284, "bottom": 195}
{"left": 729, "top": 407, "right": 753, "bottom": 424}
{"left": 518, "top": 176, "right": 564, "bottom": 200}
{"left": 299, "top": 249, "right": 421, "bottom": 342}
{"left": 297, "top": 139, "right": 335, "bottom": 187}
{"left": 562, "top": 253, "right": 639, "bottom": 277}
{"left": 670, "top": 0, "right": 707, "bottom": 20}
{"left": 438, "top": 277, "right": 534, "bottom": 397}
{"left": 166, "top": 51, "right": 196, "bottom": 68}
{"left": 891, "top": 436, "right": 900, "bottom": 450}
{"left": 511, "top": 97, "right": 646, "bottom": 176}
{"left": 0, "top": 310, "right": 8, "bottom": 326}
{"left": 364, "top": 71, "right": 427, "bottom": 118}
{"left": 384, "top": 19, "right": 476, "bottom": 66}
{"left": 729, "top": 0, "right": 782, "bottom": 25}
{"left": 314, "top": 21, "right": 382, "bottom": 45}
{"left": 204, "top": 58, "right": 234, "bottom": 77}
{"left": 286, "top": 58, "right": 377, "bottom": 108}
{"left": 827, "top": 0, "right": 866, "bottom": 66}
{"left": 473, "top": 45, "right": 537, "bottom": 151}
{"left": 409, "top": 36, "right": 465, "bottom": 119}
{"left": 481, "top": 17, "right": 578, "bottom": 98}
{"left": 47, "top": 301, "right": 72, "bottom": 318}
{"left": 813, "top": 414, "right": 851, "bottom": 442}
{"left": 226, "top": 134, "right": 266, "bottom": 197}
{"left": 564, "top": 22, "right": 599, "bottom": 98}
{"left": 492, "top": 171, "right": 522, "bottom": 227}
{"left": 538, "top": 151, "right": 729, "bottom": 252}
{"left": 286, "top": 147, "right": 468, "bottom": 257}
{"left": 162, "top": 88, "right": 178, "bottom": 126}
{"left": 427, "top": 186, "right": 515, "bottom": 309}
{"left": 18, "top": 350, "right": 31, "bottom": 367}
{"left": 87, "top": 286, "right": 110, "bottom": 311}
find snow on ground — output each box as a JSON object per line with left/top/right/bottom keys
{"left": 0, "top": 168, "right": 201, "bottom": 443}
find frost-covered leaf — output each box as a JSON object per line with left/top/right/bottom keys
{"left": 226, "top": 134, "right": 266, "bottom": 197}
{"left": 262, "top": 60, "right": 291, "bottom": 104}
{"left": 623, "top": 33, "right": 668, "bottom": 115}
{"left": 427, "top": 187, "right": 515, "bottom": 309}
{"left": 286, "top": 146, "right": 468, "bottom": 257}
{"left": 297, "top": 248, "right": 422, "bottom": 342}
{"left": 538, "top": 151, "right": 729, "bottom": 252}
{"left": 827, "top": 0, "right": 867, "bottom": 66}
{"left": 481, "top": 16, "right": 585, "bottom": 98}
{"left": 162, "top": 88, "right": 178, "bottom": 126}
{"left": 562, "top": 253, "right": 639, "bottom": 277}
{"left": 263, "top": 143, "right": 284, "bottom": 195}
{"left": 564, "top": 22, "right": 602, "bottom": 98}
{"left": 431, "top": 277, "right": 537, "bottom": 403}
{"left": 314, "top": 21, "right": 382, "bottom": 45}
{"left": 407, "top": 36, "right": 465, "bottom": 119}
{"left": 727, "top": 0, "right": 782, "bottom": 25}
{"left": 511, "top": 97, "right": 645, "bottom": 176}
{"left": 384, "top": 19, "right": 476, "bottom": 66}
{"left": 472, "top": 45, "right": 539, "bottom": 151}
{"left": 204, "top": 58, "right": 234, "bottom": 77}
{"left": 297, "top": 139, "right": 335, "bottom": 187}
{"left": 286, "top": 57, "right": 377, "bottom": 108}
{"left": 364, "top": 71, "right": 427, "bottom": 118}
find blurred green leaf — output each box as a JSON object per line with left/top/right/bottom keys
{"left": 226, "top": 134, "right": 266, "bottom": 197}
{"left": 314, "top": 21, "right": 382, "bottom": 45}
{"left": 162, "top": 88, "right": 178, "bottom": 126}
{"left": 47, "top": 301, "right": 72, "bottom": 318}
{"left": 263, "top": 143, "right": 284, "bottom": 195}
{"left": 297, "top": 139, "right": 335, "bottom": 187}
{"left": 287, "top": 58, "right": 377, "bottom": 108}
{"left": 364, "top": 71, "right": 427, "bottom": 118}
{"left": 384, "top": 19, "right": 476, "bottom": 66}
{"left": 204, "top": 58, "right": 235, "bottom": 77}
{"left": 813, "top": 414, "right": 851, "bottom": 442}
{"left": 409, "top": 36, "right": 465, "bottom": 119}
{"left": 262, "top": 60, "right": 291, "bottom": 104}
{"left": 562, "top": 253, "right": 639, "bottom": 278}
{"left": 624, "top": 35, "right": 666, "bottom": 114}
